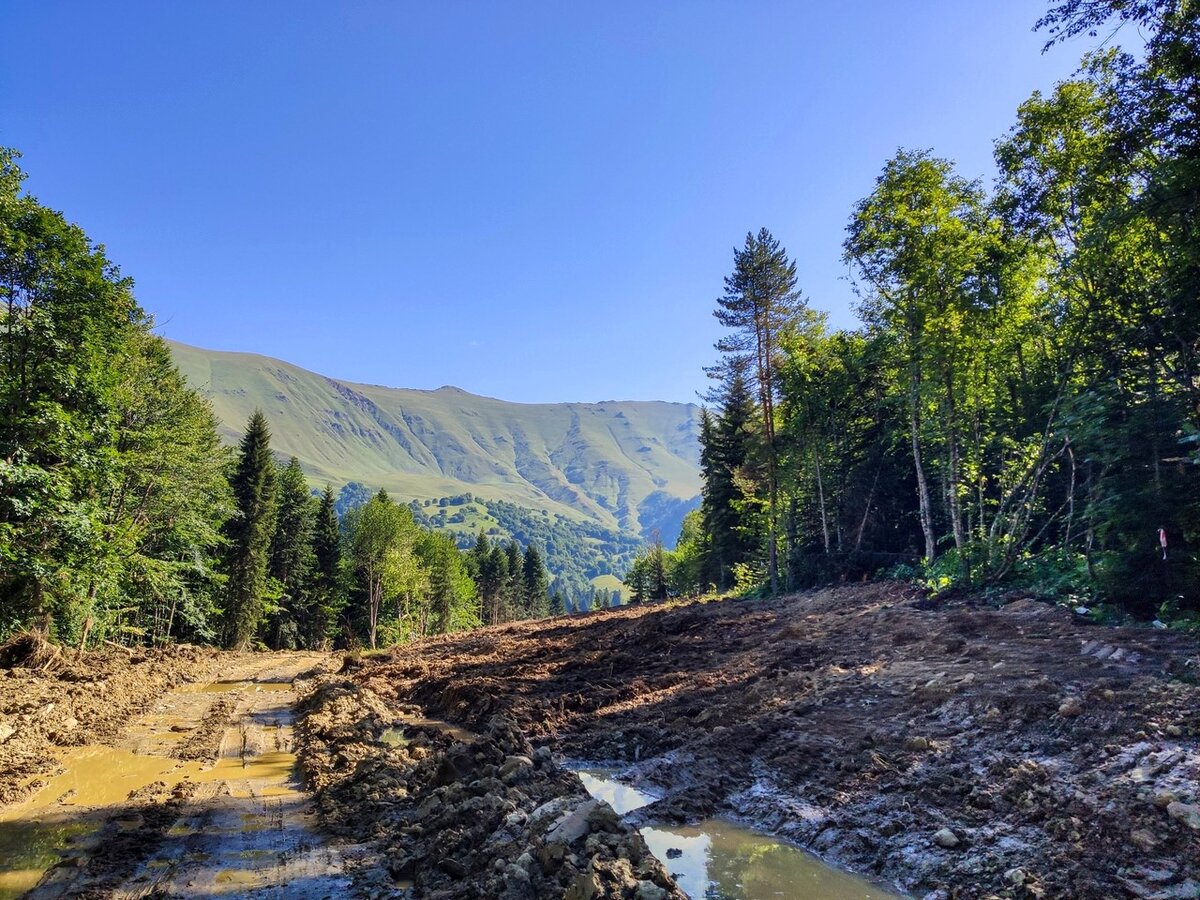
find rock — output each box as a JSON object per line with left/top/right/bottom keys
{"left": 1166, "top": 724, "right": 1183, "bottom": 737}
{"left": 585, "top": 802, "right": 621, "bottom": 832}
{"left": 565, "top": 869, "right": 600, "bottom": 900}
{"left": 1153, "top": 790, "right": 1179, "bottom": 809}
{"left": 1058, "top": 697, "right": 1083, "bottom": 717}
{"left": 1074, "top": 606, "right": 1090, "bottom": 615}
{"left": 387, "top": 854, "right": 415, "bottom": 879}
{"left": 635, "top": 882, "right": 668, "bottom": 900}
{"left": 1166, "top": 801, "right": 1200, "bottom": 831}
{"left": 1004, "top": 867, "right": 1026, "bottom": 887}
{"left": 438, "top": 857, "right": 467, "bottom": 877}
{"left": 1152, "top": 619, "right": 1168, "bottom": 629}
{"left": 665, "top": 847, "right": 683, "bottom": 859}
{"left": 547, "top": 800, "right": 600, "bottom": 845}
{"left": 1130, "top": 829, "right": 1160, "bottom": 852}
{"left": 0, "top": 722, "right": 14, "bottom": 743}
{"left": 500, "top": 755, "right": 533, "bottom": 778}
{"left": 932, "top": 827, "right": 960, "bottom": 849}
{"left": 906, "top": 736, "right": 933, "bottom": 751}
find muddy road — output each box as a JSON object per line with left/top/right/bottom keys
{"left": 0, "top": 651, "right": 357, "bottom": 898}
{"left": 1, "top": 583, "right": 1197, "bottom": 899}
{"left": 330, "top": 583, "right": 1200, "bottom": 899}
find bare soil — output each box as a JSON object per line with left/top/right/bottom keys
{"left": 0, "top": 640, "right": 218, "bottom": 806}
{"left": 0, "top": 649, "right": 354, "bottom": 899}
{"left": 328, "top": 583, "right": 1200, "bottom": 899}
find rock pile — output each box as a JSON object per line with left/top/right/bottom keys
{"left": 297, "top": 678, "right": 684, "bottom": 899}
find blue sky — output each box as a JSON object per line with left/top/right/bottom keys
{"left": 3, "top": 2, "right": 1106, "bottom": 403}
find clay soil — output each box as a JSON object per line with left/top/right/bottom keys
{"left": 0, "top": 640, "right": 219, "bottom": 806}
{"left": 331, "top": 582, "right": 1200, "bottom": 899}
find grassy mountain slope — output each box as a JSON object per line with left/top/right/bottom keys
{"left": 168, "top": 340, "right": 701, "bottom": 539}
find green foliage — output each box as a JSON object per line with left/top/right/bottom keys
{"left": 0, "top": 148, "right": 231, "bottom": 644}
{"left": 690, "top": 4, "right": 1200, "bottom": 618}
{"left": 223, "top": 411, "right": 277, "bottom": 649}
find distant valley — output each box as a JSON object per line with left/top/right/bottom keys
{"left": 168, "top": 340, "right": 702, "bottom": 599}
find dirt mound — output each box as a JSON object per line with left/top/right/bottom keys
{"left": 346, "top": 583, "right": 1200, "bottom": 899}
{"left": 297, "top": 676, "right": 685, "bottom": 899}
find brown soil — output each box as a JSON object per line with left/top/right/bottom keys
{"left": 297, "top": 676, "right": 685, "bottom": 899}
{"left": 332, "top": 583, "right": 1200, "bottom": 899}
{"left": 0, "top": 650, "right": 353, "bottom": 899}
{"left": 0, "top": 639, "right": 218, "bottom": 805}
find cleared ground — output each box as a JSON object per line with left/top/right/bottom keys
{"left": 337, "top": 583, "right": 1200, "bottom": 899}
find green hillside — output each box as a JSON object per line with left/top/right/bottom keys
{"left": 167, "top": 340, "right": 701, "bottom": 541}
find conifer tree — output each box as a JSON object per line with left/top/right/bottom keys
{"left": 711, "top": 229, "right": 807, "bottom": 594}
{"left": 522, "top": 544, "right": 549, "bottom": 618}
{"left": 267, "top": 457, "right": 315, "bottom": 648}
{"left": 504, "top": 540, "right": 524, "bottom": 618}
{"left": 310, "top": 484, "right": 342, "bottom": 647}
{"left": 224, "top": 411, "right": 277, "bottom": 649}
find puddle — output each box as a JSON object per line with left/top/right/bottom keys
{"left": 575, "top": 770, "right": 905, "bottom": 900}
{"left": 381, "top": 714, "right": 476, "bottom": 745}
{"left": 181, "top": 680, "right": 293, "bottom": 693}
{"left": 0, "top": 736, "right": 301, "bottom": 893}
{"left": 0, "top": 817, "right": 92, "bottom": 900}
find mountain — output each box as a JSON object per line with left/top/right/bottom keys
{"left": 167, "top": 340, "right": 702, "bottom": 542}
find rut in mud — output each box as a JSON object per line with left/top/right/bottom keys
{"left": 0, "top": 652, "right": 357, "bottom": 898}
{"left": 320, "top": 583, "right": 1200, "bottom": 899}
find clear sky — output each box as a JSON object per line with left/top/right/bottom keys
{"left": 2, "top": 2, "right": 1103, "bottom": 403}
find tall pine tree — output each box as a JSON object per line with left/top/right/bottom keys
{"left": 223, "top": 411, "right": 277, "bottom": 649}
{"left": 309, "top": 484, "right": 342, "bottom": 647}
{"left": 267, "top": 457, "right": 315, "bottom": 648}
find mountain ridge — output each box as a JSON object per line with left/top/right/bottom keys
{"left": 166, "top": 339, "right": 702, "bottom": 541}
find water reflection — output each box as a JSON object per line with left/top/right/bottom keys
{"left": 574, "top": 769, "right": 904, "bottom": 900}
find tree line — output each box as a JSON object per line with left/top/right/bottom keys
{"left": 630, "top": 1, "right": 1200, "bottom": 623}
{"left": 0, "top": 153, "right": 550, "bottom": 646}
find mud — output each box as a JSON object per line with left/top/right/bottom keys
{"left": 0, "top": 642, "right": 217, "bottom": 806}
{"left": 338, "top": 583, "right": 1200, "bottom": 899}
{"left": 0, "top": 652, "right": 354, "bottom": 898}
{"left": 297, "top": 677, "right": 684, "bottom": 898}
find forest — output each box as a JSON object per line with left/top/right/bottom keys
{"left": 628, "top": 0, "right": 1200, "bottom": 627}
{"left": 0, "top": 162, "right": 550, "bottom": 648}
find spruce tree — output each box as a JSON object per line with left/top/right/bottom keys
{"left": 712, "top": 228, "right": 807, "bottom": 594}
{"left": 224, "top": 411, "right": 277, "bottom": 649}
{"left": 522, "top": 544, "right": 549, "bottom": 617}
{"left": 267, "top": 457, "right": 315, "bottom": 648}
{"left": 504, "top": 540, "right": 524, "bottom": 617}
{"left": 310, "top": 484, "right": 342, "bottom": 647}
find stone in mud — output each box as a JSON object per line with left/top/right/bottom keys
{"left": 665, "top": 847, "right": 683, "bottom": 859}
{"left": 636, "top": 882, "right": 668, "bottom": 900}
{"left": 387, "top": 853, "right": 415, "bottom": 879}
{"left": 500, "top": 754, "right": 533, "bottom": 779}
{"left": 933, "top": 827, "right": 961, "bottom": 849}
{"left": 1005, "top": 867, "right": 1027, "bottom": 886}
{"left": 1129, "top": 829, "right": 1160, "bottom": 852}
{"left": 438, "top": 856, "right": 467, "bottom": 877}
{"left": 1153, "top": 790, "right": 1179, "bottom": 809}
{"left": 547, "top": 799, "right": 600, "bottom": 845}
{"left": 585, "top": 801, "right": 621, "bottom": 832}
{"left": 1058, "top": 697, "right": 1083, "bottom": 717}
{"left": 1166, "top": 801, "right": 1200, "bottom": 831}
{"left": 0, "top": 722, "right": 14, "bottom": 743}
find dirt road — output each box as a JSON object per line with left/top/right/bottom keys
{"left": 0, "top": 652, "right": 356, "bottom": 898}
{"left": 322, "top": 583, "right": 1200, "bottom": 899}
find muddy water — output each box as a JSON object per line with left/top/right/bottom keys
{"left": 379, "top": 712, "right": 477, "bottom": 746}
{"left": 576, "top": 770, "right": 906, "bottom": 900}
{"left": 0, "top": 658, "right": 351, "bottom": 899}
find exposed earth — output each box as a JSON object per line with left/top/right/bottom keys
{"left": 0, "top": 582, "right": 1198, "bottom": 898}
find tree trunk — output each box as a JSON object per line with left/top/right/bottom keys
{"left": 910, "top": 395, "right": 937, "bottom": 563}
